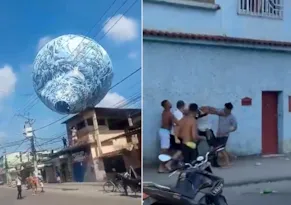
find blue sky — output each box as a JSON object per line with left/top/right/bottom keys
{"left": 0, "top": 0, "right": 141, "bottom": 153}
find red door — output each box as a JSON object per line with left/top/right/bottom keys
{"left": 262, "top": 92, "right": 278, "bottom": 154}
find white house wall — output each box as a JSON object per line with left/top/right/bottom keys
{"left": 143, "top": 40, "right": 291, "bottom": 164}
{"left": 143, "top": 0, "right": 291, "bottom": 42}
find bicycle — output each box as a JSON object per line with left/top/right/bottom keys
{"left": 103, "top": 175, "right": 123, "bottom": 193}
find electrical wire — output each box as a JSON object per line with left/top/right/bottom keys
{"left": 2, "top": 0, "right": 140, "bottom": 151}
{"left": 24, "top": 0, "right": 138, "bottom": 115}
{"left": 20, "top": 0, "right": 128, "bottom": 115}
{"left": 32, "top": 67, "right": 140, "bottom": 132}
{"left": 33, "top": 116, "right": 68, "bottom": 132}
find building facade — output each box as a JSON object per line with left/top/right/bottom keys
{"left": 143, "top": 0, "right": 291, "bottom": 164}
{"left": 0, "top": 150, "right": 54, "bottom": 183}
{"left": 49, "top": 107, "right": 141, "bottom": 182}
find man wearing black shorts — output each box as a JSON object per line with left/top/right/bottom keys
{"left": 202, "top": 103, "right": 238, "bottom": 167}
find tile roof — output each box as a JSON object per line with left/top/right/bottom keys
{"left": 143, "top": 29, "right": 291, "bottom": 47}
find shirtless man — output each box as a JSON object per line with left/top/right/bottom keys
{"left": 178, "top": 103, "right": 200, "bottom": 163}
{"left": 158, "top": 100, "right": 174, "bottom": 172}
{"left": 158, "top": 100, "right": 182, "bottom": 172}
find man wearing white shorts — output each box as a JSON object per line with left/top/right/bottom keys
{"left": 158, "top": 100, "right": 176, "bottom": 173}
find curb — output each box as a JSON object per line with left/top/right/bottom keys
{"left": 160, "top": 176, "right": 291, "bottom": 188}
{"left": 224, "top": 176, "right": 291, "bottom": 187}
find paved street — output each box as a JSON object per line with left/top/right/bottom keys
{"left": 224, "top": 181, "right": 291, "bottom": 205}
{"left": 144, "top": 155, "right": 291, "bottom": 186}
{"left": 0, "top": 186, "right": 140, "bottom": 205}
{"left": 144, "top": 156, "right": 291, "bottom": 204}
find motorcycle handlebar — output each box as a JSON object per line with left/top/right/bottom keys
{"left": 168, "top": 146, "right": 224, "bottom": 177}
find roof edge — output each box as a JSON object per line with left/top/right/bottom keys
{"left": 143, "top": 29, "right": 291, "bottom": 49}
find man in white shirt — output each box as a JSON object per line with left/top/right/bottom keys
{"left": 16, "top": 176, "right": 22, "bottom": 199}
{"left": 170, "top": 100, "right": 185, "bottom": 147}
{"left": 165, "top": 101, "right": 185, "bottom": 170}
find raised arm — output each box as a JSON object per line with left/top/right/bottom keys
{"left": 200, "top": 106, "right": 227, "bottom": 116}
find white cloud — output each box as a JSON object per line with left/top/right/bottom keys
{"left": 97, "top": 92, "right": 127, "bottom": 108}
{"left": 103, "top": 14, "right": 138, "bottom": 43}
{"left": 37, "top": 36, "right": 52, "bottom": 51}
{"left": 0, "top": 65, "right": 17, "bottom": 99}
{"left": 128, "top": 52, "right": 137, "bottom": 59}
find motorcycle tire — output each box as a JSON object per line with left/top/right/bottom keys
{"left": 199, "top": 195, "right": 228, "bottom": 205}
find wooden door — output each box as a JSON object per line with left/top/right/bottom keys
{"left": 262, "top": 91, "right": 278, "bottom": 154}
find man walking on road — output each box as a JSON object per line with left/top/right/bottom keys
{"left": 16, "top": 175, "right": 22, "bottom": 200}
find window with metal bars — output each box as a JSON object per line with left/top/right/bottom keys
{"left": 238, "top": 0, "right": 283, "bottom": 19}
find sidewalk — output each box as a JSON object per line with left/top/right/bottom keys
{"left": 143, "top": 155, "right": 291, "bottom": 187}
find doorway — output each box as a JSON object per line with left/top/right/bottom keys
{"left": 261, "top": 91, "right": 279, "bottom": 154}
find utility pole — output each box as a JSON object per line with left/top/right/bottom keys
{"left": 23, "top": 118, "right": 38, "bottom": 177}
{"left": 3, "top": 150, "right": 9, "bottom": 183}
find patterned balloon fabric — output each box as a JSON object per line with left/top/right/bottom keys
{"left": 32, "top": 34, "right": 113, "bottom": 114}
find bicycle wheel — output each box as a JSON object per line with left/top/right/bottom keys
{"left": 103, "top": 181, "right": 115, "bottom": 192}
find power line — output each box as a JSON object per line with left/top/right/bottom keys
{"left": 31, "top": 67, "right": 140, "bottom": 132}
{"left": 22, "top": 0, "right": 128, "bottom": 115}
{"left": 24, "top": 0, "right": 138, "bottom": 115}
{"left": 14, "top": 0, "right": 121, "bottom": 117}
{"left": 99, "top": 0, "right": 138, "bottom": 42}
{"left": 33, "top": 116, "right": 68, "bottom": 132}
{"left": 3, "top": 1, "right": 140, "bottom": 148}
{"left": 71, "top": 0, "right": 122, "bottom": 65}
{"left": 11, "top": 139, "right": 29, "bottom": 154}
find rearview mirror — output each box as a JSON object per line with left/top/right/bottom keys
{"left": 158, "top": 154, "right": 172, "bottom": 162}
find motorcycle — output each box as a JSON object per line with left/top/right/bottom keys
{"left": 118, "top": 172, "right": 141, "bottom": 196}
{"left": 143, "top": 146, "right": 228, "bottom": 205}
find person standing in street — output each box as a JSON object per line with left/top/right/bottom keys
{"left": 16, "top": 175, "right": 22, "bottom": 200}
{"left": 39, "top": 178, "right": 44, "bottom": 192}
{"left": 32, "top": 175, "right": 38, "bottom": 195}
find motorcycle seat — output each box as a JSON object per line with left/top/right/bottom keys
{"left": 143, "top": 182, "right": 171, "bottom": 191}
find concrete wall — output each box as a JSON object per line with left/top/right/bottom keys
{"left": 143, "top": 40, "right": 291, "bottom": 164}
{"left": 143, "top": 0, "right": 291, "bottom": 42}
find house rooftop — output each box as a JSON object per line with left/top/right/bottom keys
{"left": 62, "top": 107, "right": 141, "bottom": 124}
